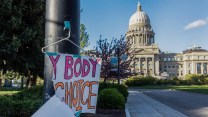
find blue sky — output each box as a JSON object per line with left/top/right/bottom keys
{"left": 80, "top": 0, "right": 208, "bottom": 53}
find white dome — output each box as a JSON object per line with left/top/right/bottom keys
{"left": 129, "top": 3, "right": 150, "bottom": 26}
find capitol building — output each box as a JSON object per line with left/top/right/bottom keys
{"left": 126, "top": 3, "right": 208, "bottom": 78}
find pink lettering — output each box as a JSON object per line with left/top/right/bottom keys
{"left": 49, "top": 55, "right": 60, "bottom": 80}
{"left": 89, "top": 58, "right": 100, "bottom": 77}
{"left": 74, "top": 58, "right": 82, "bottom": 77}
{"left": 81, "top": 59, "right": 90, "bottom": 77}
{"left": 64, "top": 56, "right": 74, "bottom": 80}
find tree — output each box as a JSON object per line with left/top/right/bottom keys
{"left": 0, "top": 0, "right": 45, "bottom": 87}
{"left": 95, "top": 35, "right": 135, "bottom": 83}
{"left": 95, "top": 35, "right": 117, "bottom": 82}
{"left": 80, "top": 24, "right": 90, "bottom": 49}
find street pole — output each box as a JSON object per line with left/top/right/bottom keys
{"left": 117, "top": 47, "right": 120, "bottom": 84}
{"left": 44, "top": 0, "right": 80, "bottom": 102}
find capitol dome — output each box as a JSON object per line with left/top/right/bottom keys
{"left": 129, "top": 3, "right": 150, "bottom": 26}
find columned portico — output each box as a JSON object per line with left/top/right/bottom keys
{"left": 133, "top": 56, "right": 156, "bottom": 76}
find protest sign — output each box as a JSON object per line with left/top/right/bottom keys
{"left": 47, "top": 53, "right": 102, "bottom": 114}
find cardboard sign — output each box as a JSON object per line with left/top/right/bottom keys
{"left": 32, "top": 95, "right": 75, "bottom": 117}
{"left": 48, "top": 53, "right": 102, "bottom": 114}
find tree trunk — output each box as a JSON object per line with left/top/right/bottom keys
{"left": 103, "top": 77, "right": 107, "bottom": 83}
{"left": 26, "top": 76, "right": 30, "bottom": 88}
{"left": 104, "top": 74, "right": 108, "bottom": 83}
{"left": 30, "top": 75, "right": 37, "bottom": 86}
{"left": 21, "top": 76, "right": 24, "bottom": 89}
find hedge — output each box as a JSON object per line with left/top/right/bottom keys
{"left": 97, "top": 88, "right": 125, "bottom": 109}
{"left": 99, "top": 82, "right": 129, "bottom": 102}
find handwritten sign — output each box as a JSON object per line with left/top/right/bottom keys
{"left": 48, "top": 53, "right": 102, "bottom": 114}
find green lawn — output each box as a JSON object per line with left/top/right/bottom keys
{"left": 135, "top": 85, "right": 208, "bottom": 94}
{"left": 0, "top": 87, "right": 21, "bottom": 96}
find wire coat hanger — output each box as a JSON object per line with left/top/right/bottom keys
{"left": 41, "top": 21, "right": 84, "bottom": 54}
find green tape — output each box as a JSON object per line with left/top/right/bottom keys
{"left": 73, "top": 54, "right": 81, "bottom": 58}
{"left": 74, "top": 110, "right": 82, "bottom": 117}
{"left": 46, "top": 52, "right": 58, "bottom": 56}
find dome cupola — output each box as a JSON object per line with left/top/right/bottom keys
{"left": 129, "top": 2, "right": 150, "bottom": 26}
{"left": 126, "top": 2, "right": 155, "bottom": 46}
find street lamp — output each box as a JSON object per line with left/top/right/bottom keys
{"left": 115, "top": 46, "right": 120, "bottom": 84}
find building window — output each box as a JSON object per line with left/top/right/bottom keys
{"left": 199, "top": 56, "right": 204, "bottom": 60}
{"left": 168, "top": 58, "right": 171, "bottom": 61}
{"left": 189, "top": 70, "right": 191, "bottom": 74}
{"left": 168, "top": 66, "right": 171, "bottom": 68}
{"left": 188, "top": 56, "right": 191, "bottom": 60}
{"left": 197, "top": 63, "right": 201, "bottom": 74}
{"left": 172, "top": 58, "right": 175, "bottom": 61}
{"left": 172, "top": 66, "right": 175, "bottom": 68}
{"left": 188, "top": 63, "right": 191, "bottom": 67}
{"left": 203, "top": 63, "right": 207, "bottom": 74}
{"left": 164, "top": 58, "right": 167, "bottom": 61}
{"left": 164, "top": 66, "right": 167, "bottom": 68}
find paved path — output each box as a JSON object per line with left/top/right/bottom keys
{"left": 127, "top": 89, "right": 187, "bottom": 117}
{"left": 141, "top": 89, "right": 208, "bottom": 117}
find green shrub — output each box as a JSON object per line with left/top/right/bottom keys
{"left": 125, "top": 75, "right": 208, "bottom": 87}
{"left": 185, "top": 74, "right": 207, "bottom": 85}
{"left": 98, "top": 88, "right": 125, "bottom": 109}
{"left": 124, "top": 76, "right": 157, "bottom": 86}
{"left": 99, "top": 83, "right": 128, "bottom": 102}
{"left": 0, "top": 85, "right": 44, "bottom": 116}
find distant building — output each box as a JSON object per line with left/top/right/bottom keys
{"left": 126, "top": 3, "right": 208, "bottom": 78}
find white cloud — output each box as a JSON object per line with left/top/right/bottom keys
{"left": 184, "top": 18, "right": 208, "bottom": 30}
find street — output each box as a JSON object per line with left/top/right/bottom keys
{"left": 138, "top": 89, "right": 208, "bottom": 117}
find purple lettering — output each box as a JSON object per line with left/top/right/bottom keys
{"left": 49, "top": 55, "right": 60, "bottom": 80}
{"left": 74, "top": 58, "right": 82, "bottom": 77}
{"left": 82, "top": 59, "right": 90, "bottom": 77}
{"left": 64, "top": 56, "right": 74, "bottom": 80}
{"left": 89, "top": 58, "right": 101, "bottom": 77}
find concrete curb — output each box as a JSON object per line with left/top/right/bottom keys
{"left": 125, "top": 104, "right": 131, "bottom": 117}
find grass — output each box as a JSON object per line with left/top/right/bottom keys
{"left": 135, "top": 85, "right": 208, "bottom": 94}
{"left": 0, "top": 87, "right": 22, "bottom": 96}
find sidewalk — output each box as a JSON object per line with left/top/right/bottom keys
{"left": 126, "top": 89, "right": 188, "bottom": 117}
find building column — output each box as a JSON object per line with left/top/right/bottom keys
{"left": 146, "top": 34, "right": 148, "bottom": 44}
{"left": 142, "top": 34, "right": 144, "bottom": 45}
{"left": 152, "top": 57, "right": 155, "bottom": 76}
{"left": 183, "top": 62, "right": 187, "bottom": 75}
{"left": 201, "top": 62, "right": 203, "bottom": 74}
{"left": 138, "top": 58, "right": 141, "bottom": 74}
{"left": 146, "top": 57, "right": 148, "bottom": 75}
{"left": 192, "top": 61, "right": 195, "bottom": 74}
{"left": 207, "top": 63, "right": 208, "bottom": 74}
{"left": 194, "top": 62, "right": 196, "bottom": 74}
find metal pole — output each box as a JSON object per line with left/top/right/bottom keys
{"left": 44, "top": 0, "right": 80, "bottom": 102}
{"left": 117, "top": 48, "right": 120, "bottom": 84}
